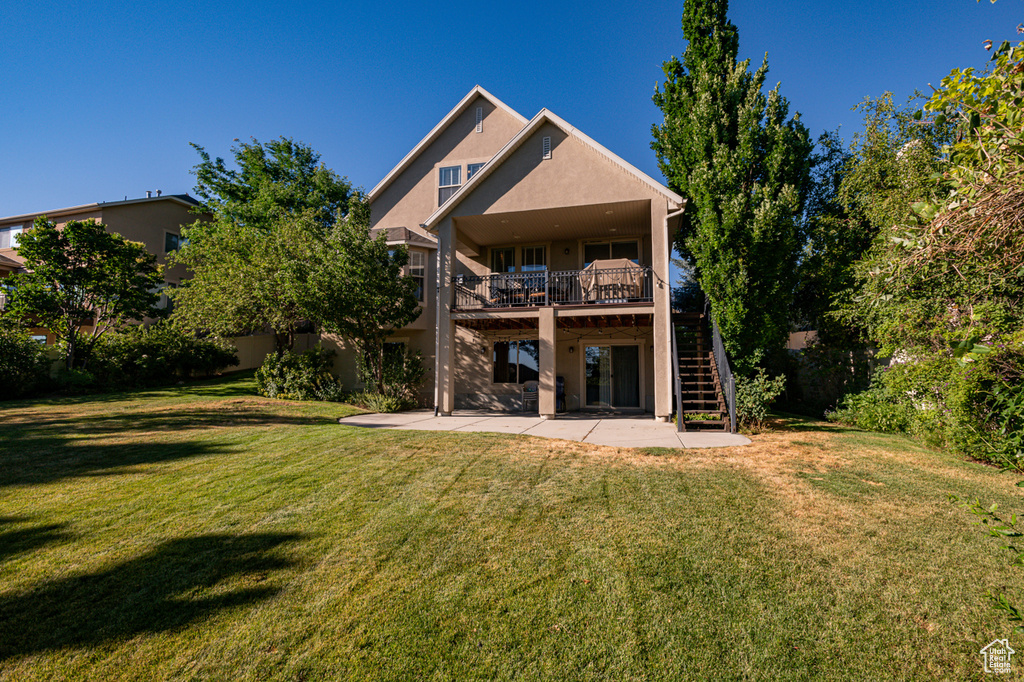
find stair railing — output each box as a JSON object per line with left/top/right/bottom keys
{"left": 710, "top": 315, "right": 737, "bottom": 433}
{"left": 671, "top": 318, "right": 684, "bottom": 432}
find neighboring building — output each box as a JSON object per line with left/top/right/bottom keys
{"left": 350, "top": 86, "right": 688, "bottom": 420}
{"left": 0, "top": 193, "right": 206, "bottom": 340}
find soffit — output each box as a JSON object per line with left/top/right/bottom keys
{"left": 453, "top": 199, "right": 651, "bottom": 247}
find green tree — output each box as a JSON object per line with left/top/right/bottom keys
{"left": 172, "top": 137, "right": 353, "bottom": 350}
{"left": 791, "top": 130, "right": 873, "bottom": 346}
{"left": 5, "top": 217, "right": 162, "bottom": 370}
{"left": 652, "top": 0, "right": 813, "bottom": 373}
{"left": 291, "top": 196, "right": 422, "bottom": 392}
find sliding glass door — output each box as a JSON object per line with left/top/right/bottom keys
{"left": 584, "top": 345, "right": 640, "bottom": 409}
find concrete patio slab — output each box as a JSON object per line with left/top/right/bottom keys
{"left": 455, "top": 417, "right": 546, "bottom": 434}
{"left": 337, "top": 411, "right": 437, "bottom": 429}
{"left": 522, "top": 419, "right": 600, "bottom": 442}
{"left": 395, "top": 416, "right": 492, "bottom": 431}
{"left": 337, "top": 411, "right": 750, "bottom": 449}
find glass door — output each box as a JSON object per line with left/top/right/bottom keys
{"left": 584, "top": 345, "right": 640, "bottom": 408}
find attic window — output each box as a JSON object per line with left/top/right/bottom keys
{"left": 542, "top": 136, "right": 551, "bottom": 160}
{"left": 475, "top": 106, "right": 483, "bottom": 133}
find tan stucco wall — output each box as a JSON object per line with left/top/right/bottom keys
{"left": 101, "top": 201, "right": 201, "bottom": 285}
{"left": 320, "top": 328, "right": 436, "bottom": 406}
{"left": 452, "top": 323, "right": 656, "bottom": 413}
{"left": 370, "top": 95, "right": 525, "bottom": 232}
{"left": 444, "top": 123, "right": 664, "bottom": 219}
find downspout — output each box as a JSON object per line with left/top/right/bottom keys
{"left": 429, "top": 224, "right": 441, "bottom": 417}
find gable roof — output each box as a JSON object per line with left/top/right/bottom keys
{"left": 0, "top": 253, "right": 22, "bottom": 269}
{"left": 421, "top": 108, "right": 685, "bottom": 231}
{"left": 370, "top": 226, "right": 437, "bottom": 250}
{"left": 367, "top": 86, "right": 528, "bottom": 202}
{"left": 0, "top": 194, "right": 203, "bottom": 224}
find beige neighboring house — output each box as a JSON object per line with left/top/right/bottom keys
{"left": 349, "top": 86, "right": 687, "bottom": 420}
{"left": 0, "top": 193, "right": 206, "bottom": 343}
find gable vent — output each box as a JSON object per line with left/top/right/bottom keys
{"left": 542, "top": 136, "right": 551, "bottom": 160}
{"left": 475, "top": 106, "right": 483, "bottom": 133}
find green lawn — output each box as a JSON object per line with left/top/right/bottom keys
{"left": 1, "top": 374, "right": 1022, "bottom": 680}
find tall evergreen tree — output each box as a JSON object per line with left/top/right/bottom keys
{"left": 652, "top": 0, "right": 812, "bottom": 372}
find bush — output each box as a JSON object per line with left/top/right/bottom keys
{"left": 0, "top": 318, "right": 52, "bottom": 400}
{"left": 348, "top": 391, "right": 406, "bottom": 413}
{"left": 87, "top": 322, "right": 239, "bottom": 390}
{"left": 357, "top": 346, "right": 426, "bottom": 409}
{"left": 53, "top": 367, "right": 96, "bottom": 395}
{"left": 735, "top": 368, "right": 786, "bottom": 429}
{"left": 255, "top": 348, "right": 344, "bottom": 402}
{"left": 827, "top": 381, "right": 915, "bottom": 434}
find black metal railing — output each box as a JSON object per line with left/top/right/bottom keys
{"left": 672, "top": 317, "right": 684, "bottom": 432}
{"left": 710, "top": 315, "right": 736, "bottom": 433}
{"left": 453, "top": 266, "right": 653, "bottom": 310}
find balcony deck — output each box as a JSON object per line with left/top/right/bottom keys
{"left": 453, "top": 265, "right": 653, "bottom": 311}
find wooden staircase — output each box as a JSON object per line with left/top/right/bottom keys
{"left": 673, "top": 313, "right": 729, "bottom": 431}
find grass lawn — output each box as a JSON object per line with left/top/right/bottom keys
{"left": 1, "top": 374, "right": 1023, "bottom": 680}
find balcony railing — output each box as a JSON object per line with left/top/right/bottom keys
{"left": 453, "top": 266, "right": 653, "bottom": 310}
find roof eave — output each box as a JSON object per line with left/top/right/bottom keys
{"left": 422, "top": 109, "right": 684, "bottom": 231}
{"left": 367, "top": 85, "right": 528, "bottom": 202}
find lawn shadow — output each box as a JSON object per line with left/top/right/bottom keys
{"left": 5, "top": 371, "right": 259, "bottom": 409}
{"left": 765, "top": 411, "right": 854, "bottom": 434}
{"left": 0, "top": 532, "right": 304, "bottom": 662}
{"left": 0, "top": 407, "right": 338, "bottom": 488}
{"left": 0, "top": 438, "right": 236, "bottom": 488}
{"left": 0, "top": 516, "right": 73, "bottom": 563}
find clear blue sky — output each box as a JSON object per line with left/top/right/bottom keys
{"left": 1, "top": 0, "right": 1021, "bottom": 218}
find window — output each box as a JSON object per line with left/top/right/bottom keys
{"left": 408, "top": 250, "right": 425, "bottom": 301}
{"left": 475, "top": 106, "right": 483, "bottom": 133}
{"left": 467, "top": 162, "right": 485, "bottom": 179}
{"left": 491, "top": 247, "right": 515, "bottom": 273}
{"left": 493, "top": 340, "right": 539, "bottom": 384}
{"left": 491, "top": 246, "right": 546, "bottom": 273}
{"left": 0, "top": 225, "right": 23, "bottom": 249}
{"left": 583, "top": 240, "right": 639, "bottom": 267}
{"left": 542, "top": 136, "right": 551, "bottom": 160}
{"left": 29, "top": 335, "right": 47, "bottom": 345}
{"left": 160, "top": 282, "right": 177, "bottom": 313}
{"left": 521, "top": 246, "right": 546, "bottom": 272}
{"left": 165, "top": 232, "right": 180, "bottom": 253}
{"left": 438, "top": 166, "right": 461, "bottom": 205}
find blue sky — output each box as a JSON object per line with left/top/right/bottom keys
{"left": 1, "top": 0, "right": 1021, "bottom": 218}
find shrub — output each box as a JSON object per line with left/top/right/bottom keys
{"left": 735, "top": 368, "right": 786, "bottom": 429}
{"left": 357, "top": 346, "right": 426, "bottom": 408}
{"left": 53, "top": 368, "right": 96, "bottom": 395}
{"left": 827, "top": 381, "right": 914, "bottom": 434}
{"left": 0, "top": 318, "right": 52, "bottom": 400}
{"left": 87, "top": 322, "right": 239, "bottom": 390}
{"left": 348, "top": 391, "right": 406, "bottom": 413}
{"left": 255, "top": 347, "right": 344, "bottom": 402}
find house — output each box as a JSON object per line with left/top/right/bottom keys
{"left": 354, "top": 86, "right": 694, "bottom": 422}
{"left": 0, "top": 193, "right": 206, "bottom": 341}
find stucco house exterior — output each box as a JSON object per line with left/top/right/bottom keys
{"left": 0, "top": 194, "right": 205, "bottom": 342}
{"left": 360, "top": 86, "right": 688, "bottom": 421}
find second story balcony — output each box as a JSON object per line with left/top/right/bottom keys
{"left": 453, "top": 259, "right": 653, "bottom": 311}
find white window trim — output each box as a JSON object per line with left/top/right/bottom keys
{"left": 438, "top": 165, "right": 462, "bottom": 206}
{"left": 408, "top": 249, "right": 426, "bottom": 303}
